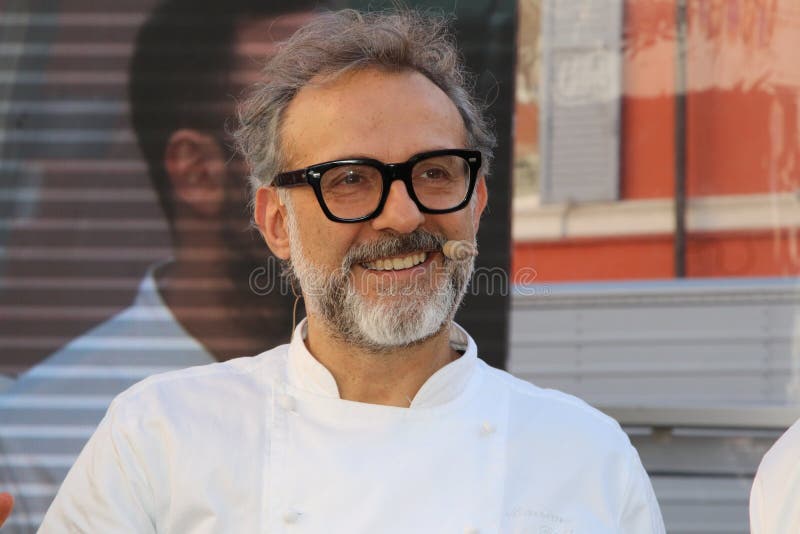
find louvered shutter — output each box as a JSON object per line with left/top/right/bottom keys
{"left": 539, "top": 0, "right": 623, "bottom": 203}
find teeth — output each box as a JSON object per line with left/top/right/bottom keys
{"left": 364, "top": 252, "right": 427, "bottom": 271}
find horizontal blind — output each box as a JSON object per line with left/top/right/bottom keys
{"left": 540, "top": 0, "right": 623, "bottom": 203}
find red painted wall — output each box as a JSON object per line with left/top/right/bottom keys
{"left": 513, "top": 0, "right": 799, "bottom": 282}
{"left": 514, "top": 231, "right": 799, "bottom": 283}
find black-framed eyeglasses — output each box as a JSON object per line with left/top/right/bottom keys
{"left": 272, "top": 148, "right": 481, "bottom": 223}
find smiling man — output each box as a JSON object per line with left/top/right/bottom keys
{"left": 255, "top": 65, "right": 486, "bottom": 405}
{"left": 39, "top": 9, "right": 665, "bottom": 533}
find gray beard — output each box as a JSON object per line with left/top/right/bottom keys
{"left": 284, "top": 221, "right": 474, "bottom": 353}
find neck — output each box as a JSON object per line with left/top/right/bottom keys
{"left": 304, "top": 313, "right": 459, "bottom": 407}
{"left": 156, "top": 248, "right": 295, "bottom": 362}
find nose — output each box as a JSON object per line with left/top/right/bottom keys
{"left": 370, "top": 180, "right": 425, "bottom": 234}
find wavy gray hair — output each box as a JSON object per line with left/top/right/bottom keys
{"left": 234, "top": 8, "right": 496, "bottom": 199}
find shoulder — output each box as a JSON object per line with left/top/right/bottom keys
{"left": 481, "top": 362, "right": 633, "bottom": 451}
{"left": 478, "top": 363, "right": 664, "bottom": 531}
{"left": 107, "top": 344, "right": 289, "bottom": 424}
{"left": 90, "top": 345, "right": 290, "bottom": 470}
{"left": 120, "top": 343, "right": 289, "bottom": 396}
{"left": 752, "top": 418, "right": 800, "bottom": 499}
{"left": 750, "top": 418, "right": 800, "bottom": 532}
{"left": 2, "top": 305, "right": 172, "bottom": 398}
{"left": 9, "top": 297, "right": 210, "bottom": 387}
{"left": 757, "top": 418, "right": 800, "bottom": 479}
{"left": 19, "top": 304, "right": 142, "bottom": 369}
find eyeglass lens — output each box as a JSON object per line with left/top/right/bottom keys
{"left": 319, "top": 154, "right": 471, "bottom": 219}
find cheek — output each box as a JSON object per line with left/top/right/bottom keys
{"left": 294, "top": 215, "right": 359, "bottom": 268}
{"left": 434, "top": 213, "right": 475, "bottom": 240}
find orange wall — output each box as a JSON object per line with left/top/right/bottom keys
{"left": 619, "top": 0, "right": 797, "bottom": 200}
{"left": 513, "top": 230, "right": 799, "bottom": 282}
{"left": 514, "top": 1, "right": 798, "bottom": 283}
{"left": 621, "top": 95, "right": 676, "bottom": 199}
{"left": 513, "top": 1, "right": 798, "bottom": 282}
{"left": 621, "top": 0, "right": 676, "bottom": 199}
{"left": 513, "top": 236, "right": 673, "bottom": 282}
{"left": 687, "top": 230, "right": 800, "bottom": 277}
{"left": 687, "top": 88, "right": 797, "bottom": 196}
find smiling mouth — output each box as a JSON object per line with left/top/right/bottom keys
{"left": 361, "top": 252, "right": 428, "bottom": 271}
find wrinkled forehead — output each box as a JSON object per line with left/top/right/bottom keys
{"left": 280, "top": 68, "right": 468, "bottom": 169}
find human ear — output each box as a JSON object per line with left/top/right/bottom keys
{"left": 164, "top": 129, "right": 226, "bottom": 217}
{"left": 254, "top": 186, "right": 291, "bottom": 260}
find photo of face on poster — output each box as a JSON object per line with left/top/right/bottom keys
{"left": 4, "top": 0, "right": 798, "bottom": 532}
{"left": 0, "top": 1, "right": 515, "bottom": 530}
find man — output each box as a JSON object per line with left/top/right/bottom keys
{"left": 39, "top": 9, "right": 665, "bottom": 532}
{"left": 0, "top": 1, "right": 315, "bottom": 530}
{"left": 750, "top": 418, "right": 800, "bottom": 533}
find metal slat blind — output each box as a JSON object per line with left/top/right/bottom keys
{"left": 539, "top": 0, "right": 623, "bottom": 203}
{"left": 0, "top": 5, "right": 283, "bottom": 531}
{"left": 510, "top": 279, "right": 800, "bottom": 534}
{"left": 0, "top": 4, "right": 516, "bottom": 532}
{"left": 1, "top": 3, "right": 167, "bottom": 377}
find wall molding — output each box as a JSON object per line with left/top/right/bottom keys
{"left": 513, "top": 192, "right": 800, "bottom": 242}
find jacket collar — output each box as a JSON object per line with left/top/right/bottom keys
{"left": 286, "top": 319, "right": 478, "bottom": 408}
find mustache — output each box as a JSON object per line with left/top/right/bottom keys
{"left": 342, "top": 230, "right": 446, "bottom": 268}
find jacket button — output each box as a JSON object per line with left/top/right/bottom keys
{"left": 480, "top": 421, "right": 495, "bottom": 436}
{"left": 465, "top": 527, "right": 480, "bottom": 534}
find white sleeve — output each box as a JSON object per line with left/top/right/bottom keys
{"left": 619, "top": 446, "right": 666, "bottom": 534}
{"left": 749, "top": 473, "right": 765, "bottom": 534}
{"left": 748, "top": 418, "right": 800, "bottom": 534}
{"left": 38, "top": 401, "right": 156, "bottom": 533}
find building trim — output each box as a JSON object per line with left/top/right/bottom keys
{"left": 513, "top": 192, "right": 800, "bottom": 242}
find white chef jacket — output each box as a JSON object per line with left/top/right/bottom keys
{"left": 40, "top": 320, "right": 664, "bottom": 533}
{"left": 750, "top": 418, "right": 800, "bottom": 533}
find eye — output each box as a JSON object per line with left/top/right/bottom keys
{"left": 321, "top": 165, "right": 381, "bottom": 197}
{"left": 326, "top": 168, "right": 368, "bottom": 187}
{"left": 341, "top": 170, "right": 365, "bottom": 184}
{"left": 418, "top": 167, "right": 450, "bottom": 181}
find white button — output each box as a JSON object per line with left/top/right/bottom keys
{"left": 283, "top": 510, "right": 301, "bottom": 524}
{"left": 480, "top": 421, "right": 495, "bottom": 436}
{"left": 464, "top": 527, "right": 480, "bottom": 534}
{"left": 278, "top": 393, "right": 295, "bottom": 412}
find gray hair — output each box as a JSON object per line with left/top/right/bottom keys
{"left": 234, "top": 8, "right": 496, "bottom": 200}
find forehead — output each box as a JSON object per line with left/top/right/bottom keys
{"left": 281, "top": 68, "right": 467, "bottom": 167}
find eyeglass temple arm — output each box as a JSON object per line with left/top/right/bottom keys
{"left": 273, "top": 169, "right": 309, "bottom": 187}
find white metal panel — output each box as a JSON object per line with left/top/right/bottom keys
{"left": 630, "top": 429, "right": 778, "bottom": 475}
{"left": 651, "top": 476, "right": 751, "bottom": 533}
{"left": 628, "top": 429, "right": 765, "bottom": 532}
{"left": 510, "top": 279, "right": 800, "bottom": 409}
{"left": 540, "top": 0, "right": 622, "bottom": 203}
{"left": 509, "top": 279, "right": 799, "bottom": 534}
